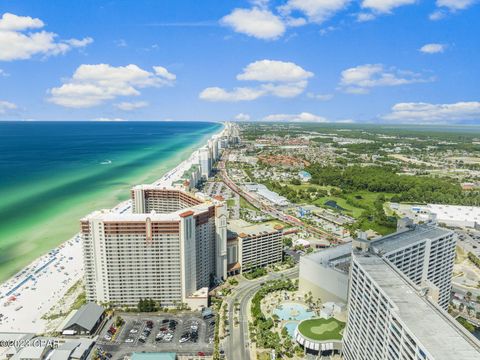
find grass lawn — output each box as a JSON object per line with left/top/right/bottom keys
{"left": 314, "top": 196, "right": 364, "bottom": 218}
{"left": 297, "top": 318, "right": 345, "bottom": 341}
{"left": 240, "top": 196, "right": 258, "bottom": 211}
{"left": 226, "top": 199, "right": 235, "bottom": 207}
{"left": 283, "top": 183, "right": 335, "bottom": 192}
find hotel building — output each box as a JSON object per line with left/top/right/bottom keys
{"left": 342, "top": 253, "right": 480, "bottom": 360}
{"left": 299, "top": 219, "right": 455, "bottom": 310}
{"left": 226, "top": 219, "right": 283, "bottom": 275}
{"left": 81, "top": 187, "right": 227, "bottom": 308}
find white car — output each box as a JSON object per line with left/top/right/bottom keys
{"left": 164, "top": 334, "right": 173, "bottom": 342}
{"left": 125, "top": 338, "right": 134, "bottom": 343}
{"left": 104, "top": 335, "right": 112, "bottom": 341}
{"left": 130, "top": 329, "right": 138, "bottom": 334}
{"left": 179, "top": 337, "right": 189, "bottom": 343}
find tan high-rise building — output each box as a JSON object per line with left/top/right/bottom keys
{"left": 81, "top": 186, "right": 227, "bottom": 308}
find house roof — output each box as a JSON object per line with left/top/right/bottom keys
{"left": 63, "top": 302, "right": 104, "bottom": 332}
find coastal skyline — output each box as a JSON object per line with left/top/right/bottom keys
{"left": 0, "top": 0, "right": 479, "bottom": 124}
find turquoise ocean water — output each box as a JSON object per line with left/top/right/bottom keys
{"left": 0, "top": 121, "right": 221, "bottom": 281}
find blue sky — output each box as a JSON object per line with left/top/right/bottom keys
{"left": 0, "top": 0, "right": 479, "bottom": 124}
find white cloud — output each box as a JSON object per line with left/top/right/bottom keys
{"left": 356, "top": 12, "right": 377, "bottom": 21}
{"left": 0, "top": 13, "right": 43, "bottom": 31}
{"left": 115, "top": 101, "right": 149, "bottom": 111}
{"left": 0, "top": 13, "right": 92, "bottom": 61}
{"left": 0, "top": 69, "right": 8, "bottom": 77}
{"left": 430, "top": 0, "right": 477, "bottom": 19}
{"left": 200, "top": 59, "right": 313, "bottom": 102}
{"left": 339, "top": 64, "right": 433, "bottom": 94}
{"left": 48, "top": 64, "right": 175, "bottom": 108}
{"left": 279, "top": 0, "right": 351, "bottom": 23}
{"left": 0, "top": 100, "right": 17, "bottom": 114}
{"left": 436, "top": 0, "right": 476, "bottom": 10}
{"left": 419, "top": 43, "right": 446, "bottom": 54}
{"left": 262, "top": 112, "right": 328, "bottom": 122}
{"left": 307, "top": 92, "right": 334, "bottom": 101}
{"left": 115, "top": 39, "right": 128, "bottom": 47}
{"left": 220, "top": 7, "right": 285, "bottom": 40}
{"left": 429, "top": 10, "right": 447, "bottom": 20}
{"left": 382, "top": 101, "right": 480, "bottom": 123}
{"left": 237, "top": 59, "right": 313, "bottom": 82}
{"left": 361, "top": 0, "right": 416, "bottom": 13}
{"left": 199, "top": 87, "right": 265, "bottom": 102}
{"left": 234, "top": 113, "right": 251, "bottom": 121}
{"left": 153, "top": 66, "right": 176, "bottom": 81}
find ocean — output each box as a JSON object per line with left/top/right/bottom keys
{"left": 0, "top": 121, "right": 221, "bottom": 281}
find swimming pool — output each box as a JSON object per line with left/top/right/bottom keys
{"left": 274, "top": 302, "right": 314, "bottom": 321}
{"left": 284, "top": 321, "right": 298, "bottom": 337}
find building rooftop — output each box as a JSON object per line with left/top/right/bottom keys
{"left": 354, "top": 254, "right": 480, "bottom": 359}
{"left": 227, "top": 219, "right": 281, "bottom": 238}
{"left": 245, "top": 183, "right": 289, "bottom": 206}
{"left": 369, "top": 224, "right": 451, "bottom": 254}
{"left": 302, "top": 243, "right": 352, "bottom": 274}
{"left": 131, "top": 353, "right": 176, "bottom": 360}
{"left": 63, "top": 302, "right": 104, "bottom": 333}
{"left": 82, "top": 201, "right": 212, "bottom": 222}
{"left": 428, "top": 203, "right": 480, "bottom": 223}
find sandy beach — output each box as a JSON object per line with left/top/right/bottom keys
{"left": 0, "top": 125, "right": 224, "bottom": 334}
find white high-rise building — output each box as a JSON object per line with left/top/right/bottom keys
{"left": 343, "top": 253, "right": 480, "bottom": 360}
{"left": 299, "top": 220, "right": 455, "bottom": 310}
{"left": 199, "top": 146, "right": 211, "bottom": 178}
{"left": 82, "top": 187, "right": 227, "bottom": 308}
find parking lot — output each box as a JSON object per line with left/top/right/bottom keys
{"left": 95, "top": 313, "right": 215, "bottom": 359}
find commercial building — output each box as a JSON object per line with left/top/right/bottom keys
{"left": 61, "top": 302, "right": 105, "bottom": 335}
{"left": 82, "top": 187, "right": 227, "bottom": 308}
{"left": 425, "top": 204, "right": 480, "bottom": 229}
{"left": 342, "top": 252, "right": 480, "bottom": 360}
{"left": 244, "top": 183, "right": 289, "bottom": 207}
{"left": 226, "top": 219, "right": 283, "bottom": 274}
{"left": 299, "top": 219, "right": 455, "bottom": 309}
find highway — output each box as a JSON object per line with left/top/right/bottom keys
{"left": 224, "top": 267, "right": 299, "bottom": 360}
{"left": 218, "top": 152, "right": 343, "bottom": 243}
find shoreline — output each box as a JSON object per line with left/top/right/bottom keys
{"left": 0, "top": 123, "right": 225, "bottom": 333}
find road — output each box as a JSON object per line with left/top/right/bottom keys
{"left": 218, "top": 152, "right": 343, "bottom": 244}
{"left": 224, "top": 267, "right": 299, "bottom": 360}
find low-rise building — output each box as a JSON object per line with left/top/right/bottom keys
{"left": 62, "top": 303, "right": 105, "bottom": 336}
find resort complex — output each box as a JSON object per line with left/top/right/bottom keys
{"left": 299, "top": 218, "right": 456, "bottom": 309}
{"left": 81, "top": 187, "right": 227, "bottom": 308}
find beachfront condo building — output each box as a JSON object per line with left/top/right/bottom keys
{"left": 81, "top": 187, "right": 227, "bottom": 308}
{"left": 342, "top": 252, "right": 480, "bottom": 360}
{"left": 225, "top": 219, "right": 283, "bottom": 275}
{"left": 299, "top": 218, "right": 456, "bottom": 310}
{"left": 199, "top": 146, "right": 211, "bottom": 179}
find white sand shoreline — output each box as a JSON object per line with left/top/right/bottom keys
{"left": 0, "top": 124, "right": 225, "bottom": 333}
